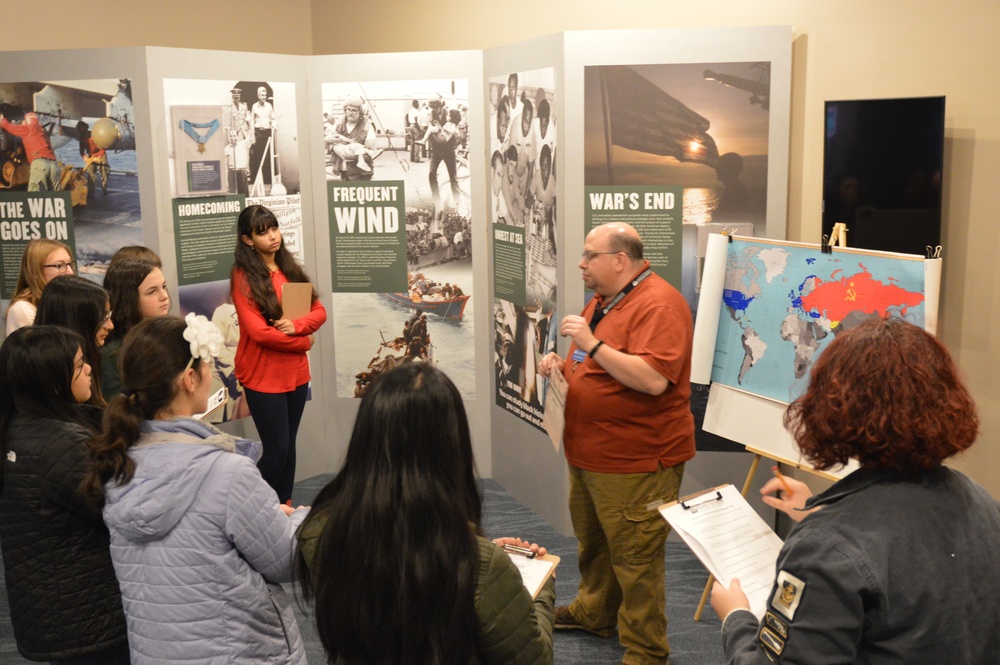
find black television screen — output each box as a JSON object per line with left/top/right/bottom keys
{"left": 823, "top": 96, "right": 945, "bottom": 255}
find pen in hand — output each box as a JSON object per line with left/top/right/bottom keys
{"left": 503, "top": 544, "right": 537, "bottom": 559}
{"left": 771, "top": 465, "right": 792, "bottom": 495}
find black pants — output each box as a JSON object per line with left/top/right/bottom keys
{"left": 409, "top": 125, "right": 422, "bottom": 161}
{"left": 244, "top": 383, "right": 308, "bottom": 503}
{"left": 50, "top": 641, "right": 130, "bottom": 664}
{"left": 428, "top": 145, "right": 460, "bottom": 203}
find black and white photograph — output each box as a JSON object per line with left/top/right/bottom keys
{"left": 164, "top": 79, "right": 301, "bottom": 201}
{"left": 323, "top": 79, "right": 476, "bottom": 400}
{"left": 489, "top": 67, "right": 557, "bottom": 430}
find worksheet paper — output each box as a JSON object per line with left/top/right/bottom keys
{"left": 503, "top": 552, "right": 560, "bottom": 600}
{"left": 660, "top": 484, "right": 783, "bottom": 619}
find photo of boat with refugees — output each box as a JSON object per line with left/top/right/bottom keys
{"left": 382, "top": 271, "right": 469, "bottom": 319}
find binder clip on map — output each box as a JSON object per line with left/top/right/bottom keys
{"left": 822, "top": 223, "right": 849, "bottom": 254}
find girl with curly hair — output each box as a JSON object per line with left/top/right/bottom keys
{"left": 712, "top": 317, "right": 1000, "bottom": 664}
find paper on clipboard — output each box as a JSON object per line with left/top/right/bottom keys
{"left": 281, "top": 282, "right": 313, "bottom": 320}
{"left": 659, "top": 484, "right": 783, "bottom": 620}
{"left": 504, "top": 551, "right": 560, "bottom": 600}
{"left": 194, "top": 387, "right": 228, "bottom": 421}
{"left": 542, "top": 370, "right": 567, "bottom": 453}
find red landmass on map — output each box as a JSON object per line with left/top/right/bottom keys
{"left": 799, "top": 265, "right": 924, "bottom": 323}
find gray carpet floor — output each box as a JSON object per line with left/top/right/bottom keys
{"left": 1, "top": 475, "right": 725, "bottom": 664}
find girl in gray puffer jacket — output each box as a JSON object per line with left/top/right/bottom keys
{"left": 83, "top": 314, "right": 308, "bottom": 664}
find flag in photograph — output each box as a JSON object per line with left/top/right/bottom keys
{"left": 600, "top": 65, "right": 719, "bottom": 167}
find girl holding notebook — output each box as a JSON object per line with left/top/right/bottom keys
{"left": 231, "top": 204, "right": 326, "bottom": 503}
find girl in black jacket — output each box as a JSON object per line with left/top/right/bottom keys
{"left": 0, "top": 325, "right": 129, "bottom": 663}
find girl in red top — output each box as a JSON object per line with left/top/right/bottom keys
{"left": 231, "top": 205, "right": 327, "bottom": 503}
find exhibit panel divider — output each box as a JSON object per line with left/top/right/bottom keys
{"left": 484, "top": 32, "right": 572, "bottom": 533}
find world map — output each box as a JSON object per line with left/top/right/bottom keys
{"left": 711, "top": 239, "right": 926, "bottom": 403}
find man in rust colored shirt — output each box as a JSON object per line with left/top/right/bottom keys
{"left": 539, "top": 222, "right": 695, "bottom": 665}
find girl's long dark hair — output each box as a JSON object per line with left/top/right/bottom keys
{"left": 297, "top": 363, "right": 482, "bottom": 665}
{"left": 35, "top": 275, "right": 109, "bottom": 407}
{"left": 82, "top": 316, "right": 202, "bottom": 507}
{"left": 103, "top": 258, "right": 158, "bottom": 343}
{"left": 230, "top": 204, "right": 316, "bottom": 322}
{"left": 0, "top": 326, "right": 95, "bottom": 492}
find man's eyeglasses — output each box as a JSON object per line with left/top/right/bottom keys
{"left": 43, "top": 260, "right": 75, "bottom": 273}
{"left": 581, "top": 251, "right": 626, "bottom": 262}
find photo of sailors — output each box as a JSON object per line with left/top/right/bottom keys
{"left": 0, "top": 78, "right": 143, "bottom": 281}
{"left": 489, "top": 68, "right": 558, "bottom": 430}
{"left": 322, "top": 81, "right": 469, "bottom": 217}
{"left": 163, "top": 78, "right": 300, "bottom": 200}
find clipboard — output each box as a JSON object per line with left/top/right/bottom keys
{"left": 660, "top": 484, "right": 783, "bottom": 620}
{"left": 194, "top": 387, "right": 228, "bottom": 421}
{"left": 503, "top": 550, "right": 560, "bottom": 600}
{"left": 281, "top": 282, "right": 313, "bottom": 320}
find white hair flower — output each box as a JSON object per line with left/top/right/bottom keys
{"left": 183, "top": 313, "right": 224, "bottom": 364}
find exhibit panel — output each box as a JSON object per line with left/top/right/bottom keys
{"left": 568, "top": 27, "right": 792, "bottom": 311}
{"left": 0, "top": 49, "right": 154, "bottom": 303}
{"left": 490, "top": 65, "right": 558, "bottom": 431}
{"left": 306, "top": 51, "right": 491, "bottom": 474}
{"left": 485, "top": 32, "right": 570, "bottom": 532}
{"left": 162, "top": 75, "right": 307, "bottom": 425}
{"left": 140, "top": 47, "right": 334, "bottom": 474}
{"left": 0, "top": 31, "right": 790, "bottom": 505}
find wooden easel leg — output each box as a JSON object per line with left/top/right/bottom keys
{"left": 693, "top": 453, "right": 762, "bottom": 621}
{"left": 693, "top": 574, "right": 715, "bottom": 622}
{"left": 741, "top": 454, "right": 763, "bottom": 496}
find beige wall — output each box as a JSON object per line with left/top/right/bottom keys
{"left": 5, "top": 0, "right": 998, "bottom": 497}
{"left": 0, "top": 0, "right": 314, "bottom": 55}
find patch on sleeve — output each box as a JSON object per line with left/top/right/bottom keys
{"left": 771, "top": 569, "right": 806, "bottom": 620}
{"left": 764, "top": 610, "right": 788, "bottom": 638}
{"left": 759, "top": 626, "right": 786, "bottom": 657}
{"left": 6, "top": 451, "right": 15, "bottom": 463}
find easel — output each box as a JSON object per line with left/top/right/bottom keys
{"left": 691, "top": 445, "right": 842, "bottom": 621}
{"left": 688, "top": 231, "right": 940, "bottom": 621}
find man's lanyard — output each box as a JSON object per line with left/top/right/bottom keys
{"left": 589, "top": 268, "right": 652, "bottom": 332}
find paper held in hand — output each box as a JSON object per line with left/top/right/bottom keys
{"left": 542, "top": 369, "right": 568, "bottom": 453}
{"left": 503, "top": 551, "right": 560, "bottom": 600}
{"left": 659, "top": 484, "right": 783, "bottom": 620}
